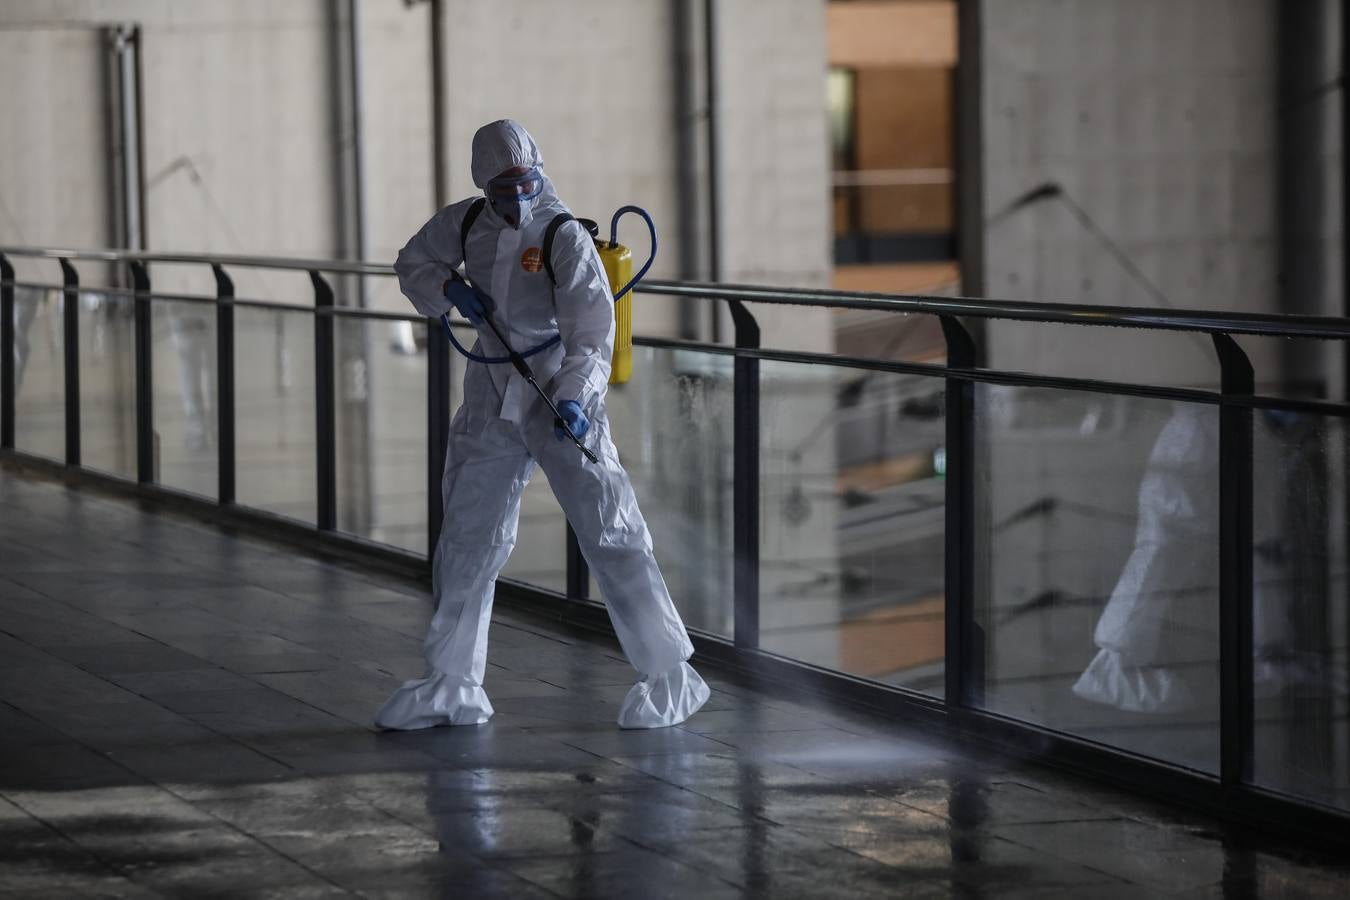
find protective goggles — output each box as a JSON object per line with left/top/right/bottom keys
{"left": 486, "top": 167, "right": 544, "bottom": 201}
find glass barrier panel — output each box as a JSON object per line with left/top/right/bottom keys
{"left": 759, "top": 358, "right": 946, "bottom": 695}
{"left": 78, "top": 288, "right": 136, "bottom": 480}
{"left": 1251, "top": 410, "right": 1350, "bottom": 812}
{"left": 975, "top": 388, "right": 1220, "bottom": 774}
{"left": 234, "top": 306, "right": 316, "bottom": 523}
{"left": 333, "top": 316, "right": 426, "bottom": 554}
{"left": 151, "top": 299, "right": 217, "bottom": 498}
{"left": 12, "top": 285, "right": 64, "bottom": 461}
{"left": 595, "top": 345, "right": 737, "bottom": 638}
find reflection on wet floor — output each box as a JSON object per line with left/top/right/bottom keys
{"left": 2, "top": 469, "right": 1349, "bottom": 898}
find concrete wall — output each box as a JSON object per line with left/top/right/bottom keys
{"left": 0, "top": 1, "right": 342, "bottom": 301}
{"left": 972, "top": 0, "right": 1346, "bottom": 740}
{"left": 358, "top": 1, "right": 434, "bottom": 313}
{"left": 716, "top": 0, "right": 834, "bottom": 352}
{"left": 0, "top": 26, "right": 112, "bottom": 258}
{"left": 980, "top": 0, "right": 1282, "bottom": 387}
{"left": 439, "top": 0, "right": 685, "bottom": 337}
{"left": 0, "top": 0, "right": 834, "bottom": 330}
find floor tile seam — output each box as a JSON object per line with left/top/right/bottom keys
{"left": 0, "top": 573, "right": 267, "bottom": 660}
{"left": 491, "top": 620, "right": 580, "bottom": 648}
{"left": 366, "top": 861, "right": 572, "bottom": 900}
{"left": 175, "top": 686, "right": 390, "bottom": 746}
{"left": 232, "top": 560, "right": 427, "bottom": 599}
{"left": 61, "top": 593, "right": 412, "bottom": 729}
{"left": 3, "top": 686, "right": 301, "bottom": 776}
{"left": 0, "top": 698, "right": 102, "bottom": 747}
{"left": 0, "top": 792, "right": 176, "bottom": 899}
{"left": 87, "top": 778, "right": 366, "bottom": 896}
{"left": 474, "top": 867, "right": 573, "bottom": 900}
{"left": 4, "top": 609, "right": 384, "bottom": 736}
{"left": 2, "top": 643, "right": 391, "bottom": 782}
{"left": 3, "top": 470, "right": 411, "bottom": 596}
{"left": 787, "top": 827, "right": 1044, "bottom": 882}
{"left": 665, "top": 811, "right": 970, "bottom": 882}
{"left": 962, "top": 824, "right": 1158, "bottom": 890}
{"left": 152, "top": 776, "right": 448, "bottom": 885}
{"left": 498, "top": 829, "right": 749, "bottom": 892}
{"left": 110, "top": 582, "right": 432, "bottom": 650}
{"left": 0, "top": 531, "right": 77, "bottom": 562}
{"left": 0, "top": 705, "right": 327, "bottom": 885}
{"left": 604, "top": 756, "right": 827, "bottom": 828}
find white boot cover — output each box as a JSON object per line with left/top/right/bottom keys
{"left": 617, "top": 661, "right": 711, "bottom": 729}
{"left": 374, "top": 671, "right": 494, "bottom": 730}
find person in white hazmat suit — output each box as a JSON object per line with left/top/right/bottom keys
{"left": 374, "top": 120, "right": 710, "bottom": 730}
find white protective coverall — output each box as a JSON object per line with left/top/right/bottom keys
{"left": 374, "top": 120, "right": 709, "bottom": 730}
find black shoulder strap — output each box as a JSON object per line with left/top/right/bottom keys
{"left": 459, "top": 197, "right": 487, "bottom": 265}
{"left": 542, "top": 213, "right": 577, "bottom": 288}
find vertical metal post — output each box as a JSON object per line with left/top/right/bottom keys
{"left": 312, "top": 270, "right": 337, "bottom": 531}
{"left": 730, "top": 299, "right": 760, "bottom": 649}
{"left": 59, "top": 259, "right": 80, "bottom": 468}
{"left": 955, "top": 0, "right": 985, "bottom": 302}
{"left": 129, "top": 261, "right": 153, "bottom": 484}
{"left": 1343, "top": 0, "right": 1350, "bottom": 733}
{"left": 567, "top": 527, "right": 590, "bottom": 601}
{"left": 703, "top": 0, "right": 725, "bottom": 343}
{"left": 426, "top": 317, "right": 450, "bottom": 562}
{"left": 212, "top": 264, "right": 236, "bottom": 505}
{"left": 1341, "top": 0, "right": 1350, "bottom": 737}
{"left": 1214, "top": 333, "right": 1255, "bottom": 787}
{"left": 1, "top": 254, "right": 14, "bottom": 450}
{"left": 941, "top": 315, "right": 979, "bottom": 707}
{"left": 672, "top": 0, "right": 702, "bottom": 340}
{"left": 428, "top": 0, "right": 448, "bottom": 210}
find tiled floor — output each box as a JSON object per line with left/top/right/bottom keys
{"left": 2, "top": 468, "right": 1348, "bottom": 899}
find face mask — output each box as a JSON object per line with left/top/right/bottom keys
{"left": 491, "top": 197, "right": 534, "bottom": 230}
{"left": 487, "top": 167, "right": 543, "bottom": 230}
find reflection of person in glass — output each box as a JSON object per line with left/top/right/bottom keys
{"left": 11, "top": 285, "right": 43, "bottom": 392}
{"left": 1073, "top": 403, "right": 1328, "bottom": 713}
{"left": 169, "top": 306, "right": 213, "bottom": 451}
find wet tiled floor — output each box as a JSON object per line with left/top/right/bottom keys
{"left": 2, "top": 468, "right": 1348, "bottom": 898}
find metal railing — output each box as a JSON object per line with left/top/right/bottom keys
{"left": 3, "top": 244, "right": 1349, "bottom": 844}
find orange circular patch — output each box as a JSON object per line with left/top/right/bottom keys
{"left": 520, "top": 247, "right": 544, "bottom": 273}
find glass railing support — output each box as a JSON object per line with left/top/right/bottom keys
{"left": 1, "top": 253, "right": 14, "bottom": 450}
{"left": 311, "top": 269, "right": 337, "bottom": 532}
{"left": 212, "top": 264, "right": 236, "bottom": 505}
{"left": 941, "top": 314, "right": 980, "bottom": 707}
{"left": 59, "top": 258, "right": 80, "bottom": 469}
{"left": 426, "top": 316, "right": 450, "bottom": 563}
{"left": 730, "top": 298, "right": 761, "bottom": 650}
{"left": 130, "top": 260, "right": 154, "bottom": 484}
{"left": 1214, "top": 333, "right": 1255, "bottom": 786}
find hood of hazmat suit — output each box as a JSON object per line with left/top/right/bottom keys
{"left": 377, "top": 119, "right": 709, "bottom": 732}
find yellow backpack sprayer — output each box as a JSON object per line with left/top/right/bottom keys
{"left": 438, "top": 203, "right": 656, "bottom": 460}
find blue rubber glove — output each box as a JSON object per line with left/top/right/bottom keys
{"left": 554, "top": 400, "right": 590, "bottom": 442}
{"left": 442, "top": 275, "right": 493, "bottom": 323}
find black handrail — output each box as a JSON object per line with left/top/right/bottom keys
{"left": 6, "top": 244, "right": 1350, "bottom": 340}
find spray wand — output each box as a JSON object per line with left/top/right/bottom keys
{"left": 451, "top": 273, "right": 599, "bottom": 465}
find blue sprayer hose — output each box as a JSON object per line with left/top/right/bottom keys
{"left": 442, "top": 205, "right": 657, "bottom": 364}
